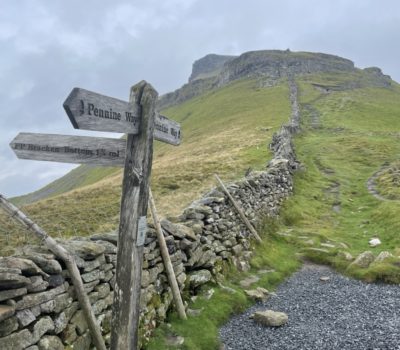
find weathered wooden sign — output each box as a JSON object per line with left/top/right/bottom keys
{"left": 64, "top": 88, "right": 181, "bottom": 145}
{"left": 11, "top": 81, "right": 182, "bottom": 350}
{"left": 10, "top": 132, "right": 126, "bottom": 166}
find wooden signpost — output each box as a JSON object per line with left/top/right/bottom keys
{"left": 10, "top": 81, "right": 182, "bottom": 350}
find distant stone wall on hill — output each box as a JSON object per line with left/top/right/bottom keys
{"left": 0, "top": 79, "right": 300, "bottom": 349}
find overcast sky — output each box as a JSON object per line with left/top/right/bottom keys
{"left": 1, "top": 0, "right": 399, "bottom": 198}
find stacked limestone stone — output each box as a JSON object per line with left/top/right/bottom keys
{"left": 0, "top": 79, "right": 300, "bottom": 349}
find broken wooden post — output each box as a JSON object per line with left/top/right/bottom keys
{"left": 0, "top": 194, "right": 107, "bottom": 350}
{"left": 148, "top": 188, "right": 187, "bottom": 320}
{"left": 214, "top": 174, "right": 262, "bottom": 243}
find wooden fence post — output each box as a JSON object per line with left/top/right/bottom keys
{"left": 0, "top": 194, "right": 107, "bottom": 350}
{"left": 148, "top": 189, "right": 187, "bottom": 320}
{"left": 110, "top": 81, "right": 157, "bottom": 350}
{"left": 214, "top": 174, "right": 262, "bottom": 243}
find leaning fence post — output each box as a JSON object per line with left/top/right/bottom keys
{"left": 148, "top": 188, "right": 187, "bottom": 320}
{"left": 214, "top": 174, "right": 262, "bottom": 243}
{"left": 0, "top": 193, "right": 107, "bottom": 350}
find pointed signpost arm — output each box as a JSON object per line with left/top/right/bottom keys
{"left": 0, "top": 194, "right": 107, "bottom": 350}
{"left": 110, "top": 81, "right": 157, "bottom": 350}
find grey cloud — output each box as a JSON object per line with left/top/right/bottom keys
{"left": 1, "top": 0, "right": 399, "bottom": 197}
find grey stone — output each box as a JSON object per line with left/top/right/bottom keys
{"left": 253, "top": 310, "right": 288, "bottom": 327}
{"left": 81, "top": 269, "right": 104, "bottom": 283}
{"left": 71, "top": 331, "right": 92, "bottom": 350}
{"left": 350, "top": 251, "right": 375, "bottom": 268}
{"left": 47, "top": 274, "right": 65, "bottom": 287}
{"left": 0, "top": 305, "right": 15, "bottom": 322}
{"left": 94, "top": 283, "right": 110, "bottom": 299}
{"left": 245, "top": 287, "right": 270, "bottom": 301}
{"left": 0, "top": 272, "right": 31, "bottom": 290}
{"left": 83, "top": 254, "right": 106, "bottom": 272}
{"left": 0, "top": 287, "right": 27, "bottom": 302}
{"left": 95, "top": 240, "right": 117, "bottom": 254}
{"left": 16, "top": 284, "right": 66, "bottom": 310}
{"left": 166, "top": 335, "right": 185, "bottom": 346}
{"left": 27, "top": 276, "right": 49, "bottom": 292}
{"left": 38, "top": 335, "right": 64, "bottom": 350}
{"left": 0, "top": 257, "right": 47, "bottom": 277}
{"left": 0, "top": 315, "right": 18, "bottom": 337}
{"left": 53, "top": 293, "right": 72, "bottom": 313}
{"left": 16, "top": 308, "right": 36, "bottom": 326}
{"left": 53, "top": 311, "right": 68, "bottom": 334}
{"left": 161, "top": 219, "right": 197, "bottom": 240}
{"left": 61, "top": 323, "right": 77, "bottom": 344}
{"left": 18, "top": 255, "right": 62, "bottom": 275}
{"left": 188, "top": 269, "right": 212, "bottom": 288}
{"left": 40, "top": 299, "right": 56, "bottom": 313}
{"left": 71, "top": 310, "right": 88, "bottom": 335}
{"left": 61, "top": 240, "right": 105, "bottom": 259}
{"left": 32, "top": 316, "right": 54, "bottom": 341}
{"left": 0, "top": 329, "right": 33, "bottom": 350}
{"left": 375, "top": 251, "right": 393, "bottom": 263}
{"left": 239, "top": 275, "right": 260, "bottom": 288}
{"left": 90, "top": 231, "right": 118, "bottom": 245}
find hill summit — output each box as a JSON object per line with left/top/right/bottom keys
{"left": 159, "top": 49, "right": 392, "bottom": 108}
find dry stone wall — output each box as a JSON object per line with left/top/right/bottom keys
{"left": 0, "top": 79, "right": 300, "bottom": 349}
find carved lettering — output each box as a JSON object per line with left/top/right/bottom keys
{"left": 86, "top": 102, "right": 122, "bottom": 121}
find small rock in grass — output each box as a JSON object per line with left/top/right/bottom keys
{"left": 350, "top": 251, "right": 375, "bottom": 268}
{"left": 374, "top": 251, "right": 393, "bottom": 263}
{"left": 245, "top": 287, "right": 270, "bottom": 302}
{"left": 166, "top": 335, "right": 185, "bottom": 346}
{"left": 369, "top": 238, "right": 381, "bottom": 247}
{"left": 239, "top": 275, "right": 259, "bottom": 288}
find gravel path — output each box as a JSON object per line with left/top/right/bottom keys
{"left": 220, "top": 264, "right": 400, "bottom": 350}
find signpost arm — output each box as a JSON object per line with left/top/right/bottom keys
{"left": 111, "top": 81, "right": 157, "bottom": 350}
{"left": 148, "top": 188, "right": 187, "bottom": 320}
{"left": 0, "top": 194, "right": 107, "bottom": 350}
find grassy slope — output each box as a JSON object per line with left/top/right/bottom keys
{"left": 0, "top": 78, "right": 290, "bottom": 255}
{"left": 279, "top": 72, "right": 400, "bottom": 282}
{"left": 145, "top": 72, "right": 400, "bottom": 350}
{"left": 12, "top": 165, "right": 120, "bottom": 207}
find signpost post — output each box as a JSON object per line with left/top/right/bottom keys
{"left": 10, "top": 80, "right": 181, "bottom": 350}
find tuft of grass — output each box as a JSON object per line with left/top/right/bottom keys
{"left": 375, "top": 161, "right": 400, "bottom": 200}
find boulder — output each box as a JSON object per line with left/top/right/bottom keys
{"left": 374, "top": 251, "right": 393, "bottom": 263}
{"left": 253, "top": 310, "right": 288, "bottom": 327}
{"left": 350, "top": 251, "right": 375, "bottom": 268}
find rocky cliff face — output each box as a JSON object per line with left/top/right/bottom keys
{"left": 189, "top": 54, "right": 236, "bottom": 82}
{"left": 159, "top": 49, "right": 392, "bottom": 109}
{"left": 216, "top": 50, "right": 355, "bottom": 85}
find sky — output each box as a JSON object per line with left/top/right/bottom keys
{"left": 1, "top": 0, "right": 399, "bottom": 198}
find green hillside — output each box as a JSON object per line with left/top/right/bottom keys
{"left": 279, "top": 72, "right": 400, "bottom": 282}
{"left": 1, "top": 78, "right": 290, "bottom": 254}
